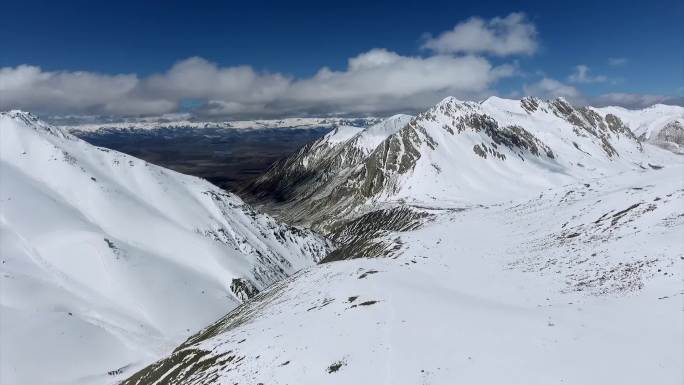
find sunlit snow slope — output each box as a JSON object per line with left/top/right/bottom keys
{"left": 129, "top": 97, "right": 684, "bottom": 385}
{"left": 125, "top": 155, "right": 684, "bottom": 385}
{"left": 592, "top": 104, "right": 684, "bottom": 153}
{"left": 245, "top": 97, "right": 677, "bottom": 231}
{"left": 0, "top": 111, "right": 331, "bottom": 385}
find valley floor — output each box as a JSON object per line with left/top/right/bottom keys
{"left": 124, "top": 164, "right": 684, "bottom": 385}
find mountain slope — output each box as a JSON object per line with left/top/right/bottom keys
{"left": 591, "top": 104, "right": 684, "bottom": 153}
{"left": 124, "top": 156, "right": 684, "bottom": 385}
{"left": 0, "top": 111, "right": 331, "bottom": 385}
{"left": 243, "top": 97, "right": 672, "bottom": 232}
{"left": 125, "top": 97, "right": 683, "bottom": 385}
{"left": 243, "top": 115, "right": 411, "bottom": 207}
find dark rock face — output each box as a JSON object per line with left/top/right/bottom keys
{"left": 323, "top": 207, "right": 432, "bottom": 262}
{"left": 654, "top": 120, "right": 684, "bottom": 148}
{"left": 485, "top": 124, "right": 555, "bottom": 159}
{"left": 521, "top": 97, "right": 540, "bottom": 114}
{"left": 549, "top": 99, "right": 642, "bottom": 156}
{"left": 359, "top": 122, "right": 425, "bottom": 198}
{"left": 230, "top": 278, "right": 259, "bottom": 301}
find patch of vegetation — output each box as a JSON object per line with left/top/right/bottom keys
{"left": 323, "top": 207, "right": 432, "bottom": 262}
{"left": 327, "top": 360, "right": 346, "bottom": 373}
{"left": 358, "top": 270, "right": 379, "bottom": 279}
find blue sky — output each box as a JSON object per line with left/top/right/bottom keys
{"left": 1, "top": 0, "right": 682, "bottom": 119}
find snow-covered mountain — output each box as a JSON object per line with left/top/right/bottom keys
{"left": 123, "top": 97, "right": 684, "bottom": 384}
{"left": 244, "top": 97, "right": 675, "bottom": 232}
{"left": 592, "top": 104, "right": 684, "bottom": 153}
{"left": 61, "top": 117, "right": 382, "bottom": 134}
{"left": 4, "top": 95, "right": 683, "bottom": 385}
{"left": 242, "top": 114, "right": 411, "bottom": 206}
{"left": 0, "top": 111, "right": 332, "bottom": 385}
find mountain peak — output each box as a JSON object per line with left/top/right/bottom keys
{"left": 434, "top": 96, "right": 475, "bottom": 110}
{"left": 242, "top": 95, "right": 674, "bottom": 230}
{"left": 1, "top": 110, "right": 70, "bottom": 139}
{"left": 481, "top": 95, "right": 515, "bottom": 104}
{"left": 2, "top": 109, "right": 40, "bottom": 124}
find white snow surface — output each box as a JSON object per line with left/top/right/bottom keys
{"left": 248, "top": 97, "right": 682, "bottom": 233}
{"left": 348, "top": 114, "right": 413, "bottom": 152}
{"left": 3, "top": 95, "right": 684, "bottom": 385}
{"left": 591, "top": 103, "right": 684, "bottom": 140}
{"left": 321, "top": 125, "right": 366, "bottom": 145}
{"left": 124, "top": 162, "right": 684, "bottom": 385}
{"left": 0, "top": 111, "right": 331, "bottom": 385}
{"left": 370, "top": 97, "right": 674, "bottom": 204}
{"left": 278, "top": 115, "right": 412, "bottom": 173}
{"left": 122, "top": 97, "right": 684, "bottom": 385}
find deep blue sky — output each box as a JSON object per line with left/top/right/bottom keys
{"left": 1, "top": 0, "right": 682, "bottom": 118}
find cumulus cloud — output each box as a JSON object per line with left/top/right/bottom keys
{"left": 0, "top": 49, "right": 514, "bottom": 119}
{"left": 278, "top": 49, "right": 513, "bottom": 115}
{"left": 421, "top": 12, "right": 537, "bottom": 56}
{"left": 568, "top": 65, "right": 607, "bottom": 83}
{"left": 143, "top": 57, "right": 291, "bottom": 104}
{"left": 523, "top": 78, "right": 581, "bottom": 101}
{"left": 0, "top": 14, "right": 534, "bottom": 119}
{"left": 0, "top": 65, "right": 166, "bottom": 115}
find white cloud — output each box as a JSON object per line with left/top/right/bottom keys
{"left": 421, "top": 12, "right": 537, "bottom": 56}
{"left": 279, "top": 49, "right": 512, "bottom": 114}
{"left": 0, "top": 49, "right": 514, "bottom": 118}
{"left": 0, "top": 65, "right": 167, "bottom": 115}
{"left": 143, "top": 57, "right": 291, "bottom": 104}
{"left": 523, "top": 78, "right": 581, "bottom": 101}
{"left": 0, "top": 13, "right": 534, "bottom": 118}
{"left": 608, "top": 57, "right": 628, "bottom": 66}
{"left": 568, "top": 65, "right": 607, "bottom": 83}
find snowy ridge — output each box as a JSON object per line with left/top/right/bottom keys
{"left": 0, "top": 111, "right": 332, "bottom": 385}
{"left": 354, "top": 96, "right": 652, "bottom": 202}
{"left": 591, "top": 104, "right": 684, "bottom": 139}
{"left": 242, "top": 114, "right": 412, "bottom": 224}
{"left": 244, "top": 97, "right": 675, "bottom": 231}
{"left": 591, "top": 104, "right": 684, "bottom": 153}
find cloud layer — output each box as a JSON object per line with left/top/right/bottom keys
{"left": 0, "top": 51, "right": 513, "bottom": 119}
{"left": 421, "top": 12, "right": 537, "bottom": 56}
{"left": 523, "top": 78, "right": 581, "bottom": 100}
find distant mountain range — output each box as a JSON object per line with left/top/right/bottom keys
{"left": 61, "top": 117, "right": 383, "bottom": 133}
